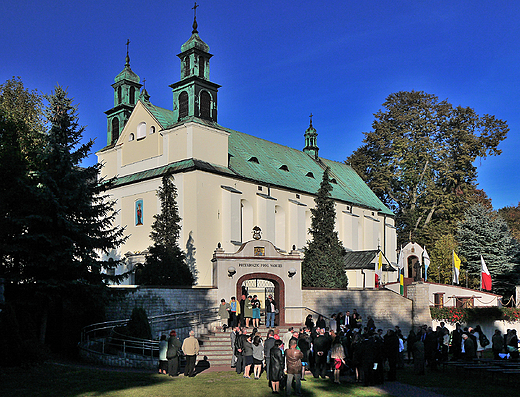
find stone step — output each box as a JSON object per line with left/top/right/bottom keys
{"left": 200, "top": 344, "right": 233, "bottom": 350}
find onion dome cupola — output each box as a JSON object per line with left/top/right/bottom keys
{"left": 303, "top": 114, "right": 319, "bottom": 159}
{"left": 105, "top": 40, "right": 142, "bottom": 145}
{"left": 170, "top": 6, "right": 220, "bottom": 123}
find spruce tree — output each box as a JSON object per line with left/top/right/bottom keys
{"left": 457, "top": 203, "right": 519, "bottom": 297}
{"left": 137, "top": 175, "right": 194, "bottom": 286}
{"left": 8, "top": 86, "right": 127, "bottom": 347}
{"left": 302, "top": 167, "right": 348, "bottom": 288}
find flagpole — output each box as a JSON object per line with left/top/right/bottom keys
{"left": 479, "top": 253, "right": 482, "bottom": 291}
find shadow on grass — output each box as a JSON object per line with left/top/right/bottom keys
{"left": 0, "top": 363, "right": 392, "bottom": 397}
{"left": 0, "top": 363, "right": 169, "bottom": 397}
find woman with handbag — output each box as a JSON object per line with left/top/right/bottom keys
{"left": 167, "top": 330, "right": 182, "bottom": 377}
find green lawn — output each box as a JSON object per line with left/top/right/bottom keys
{"left": 0, "top": 363, "right": 388, "bottom": 397}
{"left": 2, "top": 360, "right": 520, "bottom": 397}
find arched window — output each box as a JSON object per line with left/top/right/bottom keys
{"left": 129, "top": 133, "right": 135, "bottom": 141}
{"left": 199, "top": 56, "right": 205, "bottom": 78}
{"left": 200, "top": 91, "right": 211, "bottom": 119}
{"left": 111, "top": 118, "right": 119, "bottom": 144}
{"left": 240, "top": 199, "right": 253, "bottom": 243}
{"left": 149, "top": 126, "right": 155, "bottom": 134}
{"left": 275, "top": 205, "right": 286, "bottom": 250}
{"left": 130, "top": 86, "right": 136, "bottom": 104}
{"left": 137, "top": 122, "right": 146, "bottom": 140}
{"left": 179, "top": 91, "right": 188, "bottom": 119}
{"left": 117, "top": 86, "right": 122, "bottom": 104}
{"left": 184, "top": 56, "right": 190, "bottom": 78}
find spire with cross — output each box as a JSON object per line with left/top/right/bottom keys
{"left": 192, "top": 2, "right": 199, "bottom": 33}
{"left": 125, "top": 39, "right": 130, "bottom": 67}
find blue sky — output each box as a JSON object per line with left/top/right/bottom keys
{"left": 2, "top": 1, "right": 519, "bottom": 209}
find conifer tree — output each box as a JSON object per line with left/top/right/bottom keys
{"left": 137, "top": 175, "right": 194, "bottom": 286}
{"left": 302, "top": 167, "right": 348, "bottom": 288}
{"left": 457, "top": 203, "right": 519, "bottom": 296}
{"left": 2, "top": 85, "right": 127, "bottom": 347}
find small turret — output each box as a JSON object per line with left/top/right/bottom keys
{"left": 303, "top": 114, "right": 319, "bottom": 159}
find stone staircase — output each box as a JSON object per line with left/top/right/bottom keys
{"left": 198, "top": 326, "right": 292, "bottom": 367}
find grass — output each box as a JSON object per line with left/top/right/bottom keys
{"left": 2, "top": 357, "right": 520, "bottom": 397}
{"left": 0, "top": 362, "right": 388, "bottom": 397}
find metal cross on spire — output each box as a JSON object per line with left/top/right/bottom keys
{"left": 192, "top": 2, "right": 199, "bottom": 33}
{"left": 309, "top": 113, "right": 313, "bottom": 127}
{"left": 125, "top": 39, "right": 130, "bottom": 66}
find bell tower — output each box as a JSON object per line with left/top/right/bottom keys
{"left": 170, "top": 4, "right": 220, "bottom": 123}
{"left": 105, "top": 40, "right": 142, "bottom": 145}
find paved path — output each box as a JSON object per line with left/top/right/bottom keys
{"left": 374, "top": 381, "right": 448, "bottom": 397}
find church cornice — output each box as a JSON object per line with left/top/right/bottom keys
{"left": 169, "top": 76, "right": 221, "bottom": 90}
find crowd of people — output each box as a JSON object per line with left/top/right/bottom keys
{"left": 228, "top": 305, "right": 520, "bottom": 393}
{"left": 158, "top": 296, "right": 520, "bottom": 394}
{"left": 230, "top": 309, "right": 407, "bottom": 393}
{"left": 158, "top": 329, "right": 200, "bottom": 378}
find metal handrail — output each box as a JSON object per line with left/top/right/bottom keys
{"left": 80, "top": 306, "right": 220, "bottom": 361}
{"left": 284, "top": 306, "right": 330, "bottom": 320}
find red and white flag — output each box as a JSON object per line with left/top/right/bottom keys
{"left": 481, "top": 255, "right": 492, "bottom": 291}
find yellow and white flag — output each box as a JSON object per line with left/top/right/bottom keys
{"left": 452, "top": 251, "right": 461, "bottom": 284}
{"left": 375, "top": 251, "right": 383, "bottom": 287}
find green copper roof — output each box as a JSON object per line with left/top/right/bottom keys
{"left": 225, "top": 128, "right": 393, "bottom": 215}
{"left": 181, "top": 33, "right": 210, "bottom": 53}
{"left": 142, "top": 101, "right": 177, "bottom": 127}
{"left": 108, "top": 158, "right": 235, "bottom": 188}
{"left": 115, "top": 65, "right": 140, "bottom": 84}
{"left": 103, "top": 102, "right": 392, "bottom": 216}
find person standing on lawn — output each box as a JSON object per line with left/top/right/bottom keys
{"left": 285, "top": 338, "right": 304, "bottom": 396}
{"left": 167, "top": 330, "right": 182, "bottom": 377}
{"left": 182, "top": 330, "right": 200, "bottom": 377}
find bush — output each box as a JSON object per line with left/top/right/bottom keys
{"left": 431, "top": 306, "right": 520, "bottom": 324}
{"left": 124, "top": 307, "right": 152, "bottom": 340}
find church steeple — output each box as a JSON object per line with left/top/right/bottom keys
{"left": 303, "top": 114, "right": 319, "bottom": 159}
{"left": 170, "top": 4, "right": 220, "bottom": 123}
{"left": 105, "top": 40, "right": 142, "bottom": 145}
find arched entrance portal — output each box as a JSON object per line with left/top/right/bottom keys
{"left": 236, "top": 273, "right": 285, "bottom": 326}
{"left": 407, "top": 255, "right": 422, "bottom": 281}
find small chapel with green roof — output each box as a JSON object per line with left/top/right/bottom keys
{"left": 97, "top": 13, "right": 398, "bottom": 291}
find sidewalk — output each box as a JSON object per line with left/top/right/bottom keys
{"left": 374, "top": 381, "right": 448, "bottom": 397}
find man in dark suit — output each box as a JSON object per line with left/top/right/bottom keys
{"left": 263, "top": 329, "right": 276, "bottom": 382}
{"left": 313, "top": 328, "right": 331, "bottom": 378}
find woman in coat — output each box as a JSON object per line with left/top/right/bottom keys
{"left": 270, "top": 339, "right": 284, "bottom": 394}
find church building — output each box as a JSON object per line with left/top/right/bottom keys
{"left": 97, "top": 15, "right": 398, "bottom": 288}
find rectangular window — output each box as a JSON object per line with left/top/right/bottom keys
{"left": 456, "top": 297, "right": 474, "bottom": 308}
{"left": 434, "top": 293, "right": 444, "bottom": 308}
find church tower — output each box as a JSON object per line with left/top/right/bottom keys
{"left": 105, "top": 41, "right": 142, "bottom": 145}
{"left": 170, "top": 7, "right": 220, "bottom": 123}
{"left": 303, "top": 114, "right": 319, "bottom": 159}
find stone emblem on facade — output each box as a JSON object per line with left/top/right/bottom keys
{"left": 252, "top": 226, "right": 262, "bottom": 240}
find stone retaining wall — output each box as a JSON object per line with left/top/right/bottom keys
{"left": 302, "top": 287, "right": 416, "bottom": 333}
{"left": 106, "top": 286, "right": 219, "bottom": 321}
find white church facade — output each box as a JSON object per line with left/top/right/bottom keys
{"left": 97, "top": 16, "right": 398, "bottom": 288}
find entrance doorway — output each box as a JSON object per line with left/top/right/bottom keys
{"left": 407, "top": 255, "right": 422, "bottom": 281}
{"left": 236, "top": 273, "right": 285, "bottom": 326}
